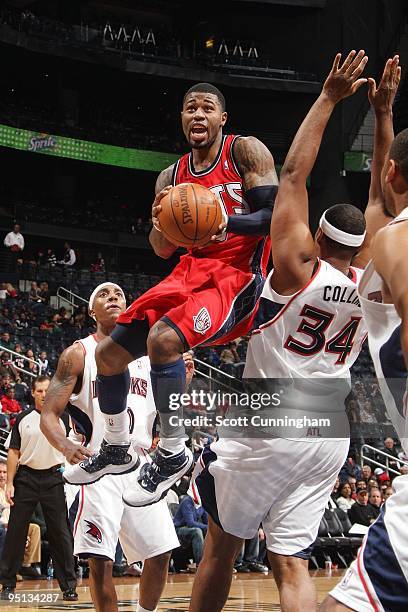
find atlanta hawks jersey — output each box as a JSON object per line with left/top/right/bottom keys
{"left": 68, "top": 335, "right": 155, "bottom": 452}
{"left": 244, "top": 259, "right": 366, "bottom": 379}
{"left": 358, "top": 208, "right": 408, "bottom": 455}
{"left": 172, "top": 134, "right": 270, "bottom": 275}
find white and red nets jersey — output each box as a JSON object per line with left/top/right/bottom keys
{"left": 244, "top": 259, "right": 367, "bottom": 380}
{"left": 172, "top": 134, "right": 270, "bottom": 275}
{"left": 68, "top": 335, "right": 155, "bottom": 453}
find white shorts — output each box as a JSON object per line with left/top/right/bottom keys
{"left": 194, "top": 437, "right": 349, "bottom": 557}
{"left": 65, "top": 469, "right": 179, "bottom": 564}
{"left": 330, "top": 474, "right": 408, "bottom": 611}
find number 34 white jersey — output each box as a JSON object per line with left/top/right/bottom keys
{"left": 68, "top": 334, "right": 156, "bottom": 453}
{"left": 244, "top": 259, "right": 367, "bottom": 379}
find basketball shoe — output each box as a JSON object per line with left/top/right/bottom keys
{"left": 63, "top": 439, "right": 140, "bottom": 485}
{"left": 123, "top": 445, "right": 193, "bottom": 507}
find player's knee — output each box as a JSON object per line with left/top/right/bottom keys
{"left": 147, "top": 322, "right": 184, "bottom": 363}
{"left": 95, "top": 337, "right": 129, "bottom": 374}
{"left": 269, "top": 553, "right": 308, "bottom": 585}
{"left": 145, "top": 550, "right": 171, "bottom": 573}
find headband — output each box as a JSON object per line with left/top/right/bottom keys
{"left": 319, "top": 211, "right": 366, "bottom": 247}
{"left": 88, "top": 283, "right": 125, "bottom": 315}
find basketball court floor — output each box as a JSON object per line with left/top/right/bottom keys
{"left": 2, "top": 570, "right": 343, "bottom": 610}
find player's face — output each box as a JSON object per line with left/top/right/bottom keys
{"left": 181, "top": 93, "right": 227, "bottom": 149}
{"left": 32, "top": 380, "right": 50, "bottom": 411}
{"left": 91, "top": 285, "right": 126, "bottom": 324}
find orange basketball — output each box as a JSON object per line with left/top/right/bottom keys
{"left": 158, "top": 183, "right": 223, "bottom": 249}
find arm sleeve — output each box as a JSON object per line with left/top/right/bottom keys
{"left": 3, "top": 233, "right": 10, "bottom": 247}
{"left": 226, "top": 185, "right": 278, "bottom": 236}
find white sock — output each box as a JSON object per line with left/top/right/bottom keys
{"left": 103, "top": 411, "right": 130, "bottom": 445}
{"left": 159, "top": 437, "right": 185, "bottom": 454}
{"left": 136, "top": 605, "right": 157, "bottom": 612}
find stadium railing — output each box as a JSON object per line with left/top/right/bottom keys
{"left": 360, "top": 443, "right": 408, "bottom": 476}
{"left": 0, "top": 345, "right": 43, "bottom": 379}
{"left": 0, "top": 427, "right": 8, "bottom": 459}
{"left": 56, "top": 286, "right": 89, "bottom": 311}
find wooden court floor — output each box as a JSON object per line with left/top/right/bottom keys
{"left": 1, "top": 570, "right": 344, "bottom": 611}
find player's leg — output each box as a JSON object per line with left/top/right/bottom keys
{"left": 63, "top": 322, "right": 148, "bottom": 485}
{"left": 268, "top": 553, "right": 317, "bottom": 612}
{"left": 319, "top": 596, "right": 354, "bottom": 611}
{"left": 88, "top": 558, "right": 118, "bottom": 612}
{"left": 189, "top": 517, "right": 243, "bottom": 612}
{"left": 137, "top": 551, "right": 171, "bottom": 612}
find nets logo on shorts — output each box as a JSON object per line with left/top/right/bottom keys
{"left": 84, "top": 520, "right": 103, "bottom": 544}
{"left": 193, "top": 308, "right": 212, "bottom": 335}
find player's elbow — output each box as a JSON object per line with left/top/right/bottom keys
{"left": 280, "top": 164, "right": 304, "bottom": 186}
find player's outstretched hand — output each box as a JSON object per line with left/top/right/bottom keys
{"left": 210, "top": 221, "right": 227, "bottom": 242}
{"left": 323, "top": 50, "right": 368, "bottom": 103}
{"left": 183, "top": 350, "right": 195, "bottom": 388}
{"left": 368, "top": 55, "right": 401, "bottom": 114}
{"left": 152, "top": 185, "right": 172, "bottom": 233}
{"left": 6, "top": 483, "right": 14, "bottom": 506}
{"left": 63, "top": 440, "right": 93, "bottom": 465}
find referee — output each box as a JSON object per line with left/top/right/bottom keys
{"left": 0, "top": 376, "right": 77, "bottom": 601}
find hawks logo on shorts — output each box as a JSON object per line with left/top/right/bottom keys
{"left": 84, "top": 520, "right": 102, "bottom": 544}
{"left": 193, "top": 308, "right": 211, "bottom": 335}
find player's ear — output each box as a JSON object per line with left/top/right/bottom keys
{"left": 315, "top": 227, "right": 323, "bottom": 243}
{"left": 385, "top": 159, "right": 396, "bottom": 184}
{"left": 89, "top": 310, "right": 96, "bottom": 321}
{"left": 220, "top": 111, "right": 227, "bottom": 127}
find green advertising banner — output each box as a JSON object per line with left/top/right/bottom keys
{"left": 344, "top": 151, "right": 372, "bottom": 173}
{"left": 0, "top": 123, "right": 179, "bottom": 172}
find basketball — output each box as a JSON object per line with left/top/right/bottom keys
{"left": 158, "top": 183, "right": 223, "bottom": 248}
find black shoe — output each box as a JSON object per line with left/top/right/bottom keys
{"left": 112, "top": 564, "right": 125, "bottom": 577}
{"left": 234, "top": 563, "right": 250, "bottom": 573}
{"left": 63, "top": 588, "right": 78, "bottom": 601}
{"left": 0, "top": 586, "right": 15, "bottom": 600}
{"left": 246, "top": 561, "right": 269, "bottom": 573}
{"left": 63, "top": 439, "right": 140, "bottom": 485}
{"left": 19, "top": 566, "right": 46, "bottom": 580}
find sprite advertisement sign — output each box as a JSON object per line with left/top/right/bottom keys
{"left": 0, "top": 123, "right": 179, "bottom": 172}
{"left": 344, "top": 151, "right": 372, "bottom": 173}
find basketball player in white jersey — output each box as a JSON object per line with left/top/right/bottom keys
{"left": 321, "top": 62, "right": 408, "bottom": 611}
{"left": 188, "top": 51, "right": 386, "bottom": 612}
{"left": 40, "top": 283, "right": 179, "bottom": 612}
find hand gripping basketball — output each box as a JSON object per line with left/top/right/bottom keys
{"left": 156, "top": 183, "right": 224, "bottom": 249}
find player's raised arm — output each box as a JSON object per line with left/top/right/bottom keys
{"left": 226, "top": 136, "right": 278, "bottom": 236}
{"left": 41, "top": 344, "right": 92, "bottom": 464}
{"left": 354, "top": 56, "right": 401, "bottom": 268}
{"left": 271, "top": 50, "right": 368, "bottom": 289}
{"left": 149, "top": 164, "right": 179, "bottom": 259}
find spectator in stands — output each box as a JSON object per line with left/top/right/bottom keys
{"left": 0, "top": 333, "right": 14, "bottom": 354}
{"left": 46, "top": 249, "right": 56, "bottom": 268}
{"left": 0, "top": 460, "right": 43, "bottom": 578}
{"left": 173, "top": 491, "right": 208, "bottom": 569}
{"left": 0, "top": 284, "right": 7, "bottom": 301}
{"left": 361, "top": 465, "right": 373, "bottom": 484}
{"left": 39, "top": 282, "right": 50, "bottom": 304}
{"left": 220, "top": 341, "right": 240, "bottom": 365}
{"left": 383, "top": 486, "right": 394, "bottom": 501}
{"left": 14, "top": 313, "right": 28, "bottom": 331}
{"left": 28, "top": 282, "right": 42, "bottom": 303}
{"left": 25, "top": 349, "right": 39, "bottom": 376}
{"left": 400, "top": 465, "right": 408, "bottom": 476}
{"left": 5, "top": 284, "right": 17, "bottom": 299}
{"left": 339, "top": 457, "right": 362, "bottom": 483}
{"left": 3, "top": 224, "right": 24, "bottom": 254}
{"left": 348, "top": 487, "right": 379, "bottom": 527}
{"left": 356, "top": 479, "right": 367, "bottom": 491}
{"left": 58, "top": 242, "right": 76, "bottom": 267}
{"left": 369, "top": 488, "right": 382, "bottom": 510}
{"left": 335, "top": 483, "right": 355, "bottom": 512}
{"left": 90, "top": 252, "right": 105, "bottom": 273}
{"left": 38, "top": 351, "right": 49, "bottom": 374}
{"left": 380, "top": 437, "right": 400, "bottom": 471}
{"left": 12, "top": 378, "right": 29, "bottom": 408}
{"left": 235, "top": 530, "right": 268, "bottom": 574}
{"left": 347, "top": 476, "right": 357, "bottom": 498}
{"left": 331, "top": 476, "right": 340, "bottom": 500}
{"left": 1, "top": 388, "right": 22, "bottom": 425}
{"left": 367, "top": 477, "right": 379, "bottom": 491}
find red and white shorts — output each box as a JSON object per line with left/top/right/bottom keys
{"left": 117, "top": 253, "right": 265, "bottom": 349}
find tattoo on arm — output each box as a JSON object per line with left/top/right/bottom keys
{"left": 234, "top": 136, "right": 278, "bottom": 189}
{"left": 155, "top": 164, "right": 175, "bottom": 194}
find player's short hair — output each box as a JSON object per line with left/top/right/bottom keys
{"left": 323, "top": 203, "right": 366, "bottom": 251}
{"left": 183, "top": 83, "right": 226, "bottom": 111}
{"left": 32, "top": 375, "right": 51, "bottom": 390}
{"left": 390, "top": 128, "right": 408, "bottom": 182}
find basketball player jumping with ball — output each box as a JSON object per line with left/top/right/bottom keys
{"left": 63, "top": 83, "right": 279, "bottom": 507}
